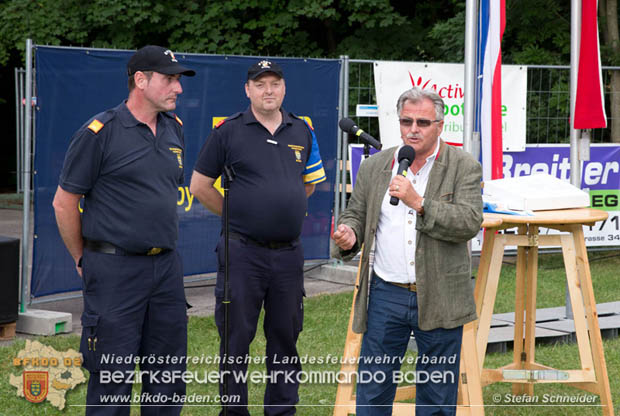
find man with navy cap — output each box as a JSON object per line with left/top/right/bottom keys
{"left": 190, "top": 59, "right": 326, "bottom": 415}
{"left": 53, "top": 45, "right": 194, "bottom": 415}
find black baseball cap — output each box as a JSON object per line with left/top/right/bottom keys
{"left": 127, "top": 45, "right": 195, "bottom": 77}
{"left": 247, "top": 60, "right": 284, "bottom": 81}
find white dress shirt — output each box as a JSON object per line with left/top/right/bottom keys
{"left": 373, "top": 140, "right": 440, "bottom": 284}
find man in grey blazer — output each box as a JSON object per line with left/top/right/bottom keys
{"left": 332, "top": 87, "right": 483, "bottom": 415}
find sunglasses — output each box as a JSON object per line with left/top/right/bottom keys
{"left": 398, "top": 118, "right": 441, "bottom": 128}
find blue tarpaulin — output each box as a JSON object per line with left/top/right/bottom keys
{"left": 33, "top": 46, "right": 339, "bottom": 298}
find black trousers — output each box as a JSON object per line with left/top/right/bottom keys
{"left": 80, "top": 249, "right": 187, "bottom": 416}
{"left": 215, "top": 235, "right": 305, "bottom": 416}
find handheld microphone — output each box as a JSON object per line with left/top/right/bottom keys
{"left": 390, "top": 145, "right": 416, "bottom": 206}
{"left": 338, "top": 118, "right": 382, "bottom": 150}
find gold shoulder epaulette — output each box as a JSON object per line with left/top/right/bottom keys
{"left": 87, "top": 119, "right": 104, "bottom": 134}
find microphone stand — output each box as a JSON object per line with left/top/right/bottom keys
{"left": 222, "top": 165, "right": 235, "bottom": 416}
{"left": 362, "top": 142, "right": 370, "bottom": 161}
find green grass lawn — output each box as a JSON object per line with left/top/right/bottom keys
{"left": 1, "top": 251, "right": 620, "bottom": 415}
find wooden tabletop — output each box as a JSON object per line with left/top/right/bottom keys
{"left": 482, "top": 208, "right": 608, "bottom": 227}
{"left": 481, "top": 217, "right": 503, "bottom": 228}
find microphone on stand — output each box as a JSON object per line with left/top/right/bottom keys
{"left": 222, "top": 164, "right": 236, "bottom": 415}
{"left": 338, "top": 118, "right": 382, "bottom": 150}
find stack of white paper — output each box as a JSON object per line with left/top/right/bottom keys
{"left": 483, "top": 174, "right": 590, "bottom": 211}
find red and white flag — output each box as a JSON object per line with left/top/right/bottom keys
{"left": 574, "top": 0, "right": 607, "bottom": 129}
{"left": 478, "top": 0, "right": 506, "bottom": 181}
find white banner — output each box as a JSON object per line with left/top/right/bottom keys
{"left": 373, "top": 61, "right": 527, "bottom": 151}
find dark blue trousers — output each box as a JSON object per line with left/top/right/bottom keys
{"left": 80, "top": 249, "right": 187, "bottom": 416}
{"left": 215, "top": 235, "right": 304, "bottom": 416}
{"left": 356, "top": 273, "right": 463, "bottom": 416}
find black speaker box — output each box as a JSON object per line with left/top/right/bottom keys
{"left": 0, "top": 236, "right": 19, "bottom": 324}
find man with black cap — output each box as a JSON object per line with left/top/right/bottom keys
{"left": 190, "top": 59, "right": 326, "bottom": 415}
{"left": 52, "top": 45, "right": 195, "bottom": 415}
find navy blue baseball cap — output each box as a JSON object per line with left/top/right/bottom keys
{"left": 247, "top": 59, "right": 284, "bottom": 80}
{"left": 127, "top": 45, "right": 195, "bottom": 77}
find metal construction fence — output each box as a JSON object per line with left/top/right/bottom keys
{"left": 17, "top": 60, "right": 620, "bottom": 196}
{"left": 14, "top": 55, "right": 620, "bottom": 302}
{"left": 14, "top": 68, "right": 35, "bottom": 194}
{"left": 344, "top": 61, "right": 620, "bottom": 146}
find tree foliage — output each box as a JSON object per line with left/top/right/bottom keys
{"left": 503, "top": 0, "right": 571, "bottom": 65}
{"left": 427, "top": 0, "right": 573, "bottom": 65}
{"left": 0, "top": 0, "right": 586, "bottom": 66}
{"left": 0, "top": 0, "right": 461, "bottom": 65}
{"left": 1, "top": 0, "right": 618, "bottom": 146}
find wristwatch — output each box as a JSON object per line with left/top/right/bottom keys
{"left": 418, "top": 198, "right": 425, "bottom": 215}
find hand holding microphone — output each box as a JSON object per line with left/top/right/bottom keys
{"left": 389, "top": 146, "right": 416, "bottom": 206}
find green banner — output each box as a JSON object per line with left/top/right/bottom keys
{"left": 590, "top": 190, "right": 620, "bottom": 211}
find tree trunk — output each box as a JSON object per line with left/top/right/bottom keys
{"left": 600, "top": 0, "right": 620, "bottom": 142}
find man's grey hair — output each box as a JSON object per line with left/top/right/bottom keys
{"left": 396, "top": 87, "right": 445, "bottom": 121}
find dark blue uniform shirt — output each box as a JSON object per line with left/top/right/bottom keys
{"left": 59, "top": 101, "right": 185, "bottom": 252}
{"left": 194, "top": 108, "right": 325, "bottom": 243}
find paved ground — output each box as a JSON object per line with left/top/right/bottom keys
{"left": 0, "top": 206, "right": 356, "bottom": 342}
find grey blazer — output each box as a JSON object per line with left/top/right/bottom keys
{"left": 331, "top": 141, "right": 483, "bottom": 333}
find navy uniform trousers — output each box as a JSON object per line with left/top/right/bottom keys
{"left": 215, "top": 235, "right": 305, "bottom": 416}
{"left": 80, "top": 248, "right": 187, "bottom": 416}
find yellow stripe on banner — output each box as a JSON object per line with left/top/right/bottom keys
{"left": 87, "top": 119, "right": 104, "bottom": 134}
{"left": 303, "top": 168, "right": 326, "bottom": 184}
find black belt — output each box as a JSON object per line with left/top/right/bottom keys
{"left": 84, "top": 239, "right": 170, "bottom": 256}
{"left": 228, "top": 232, "right": 297, "bottom": 250}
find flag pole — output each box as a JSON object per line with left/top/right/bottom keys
{"left": 569, "top": 0, "right": 582, "bottom": 189}
{"left": 463, "top": 0, "right": 479, "bottom": 156}
{"left": 566, "top": 0, "right": 582, "bottom": 320}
